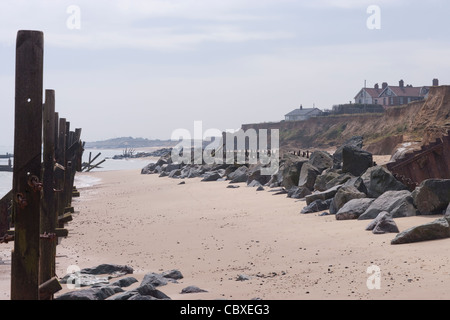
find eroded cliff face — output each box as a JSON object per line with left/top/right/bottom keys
{"left": 241, "top": 86, "right": 450, "bottom": 154}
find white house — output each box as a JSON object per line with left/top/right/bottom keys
{"left": 284, "top": 105, "right": 322, "bottom": 121}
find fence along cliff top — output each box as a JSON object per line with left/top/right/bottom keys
{"left": 0, "top": 30, "right": 85, "bottom": 300}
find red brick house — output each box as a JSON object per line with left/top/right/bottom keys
{"left": 355, "top": 79, "right": 438, "bottom": 108}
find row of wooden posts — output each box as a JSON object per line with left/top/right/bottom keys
{"left": 0, "top": 30, "right": 84, "bottom": 300}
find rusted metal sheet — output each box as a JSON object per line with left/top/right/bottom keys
{"left": 387, "top": 130, "right": 450, "bottom": 190}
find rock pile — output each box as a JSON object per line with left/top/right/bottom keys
{"left": 142, "top": 137, "right": 450, "bottom": 245}
{"left": 55, "top": 264, "right": 204, "bottom": 300}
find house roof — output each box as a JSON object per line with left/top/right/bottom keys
{"left": 285, "top": 107, "right": 321, "bottom": 117}
{"left": 354, "top": 88, "right": 383, "bottom": 99}
{"left": 380, "top": 86, "right": 429, "bottom": 97}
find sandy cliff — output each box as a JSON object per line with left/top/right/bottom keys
{"left": 241, "top": 86, "right": 450, "bottom": 154}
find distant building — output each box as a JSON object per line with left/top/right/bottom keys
{"left": 284, "top": 105, "right": 322, "bottom": 121}
{"left": 354, "top": 79, "right": 438, "bottom": 108}
{"left": 354, "top": 83, "right": 383, "bottom": 105}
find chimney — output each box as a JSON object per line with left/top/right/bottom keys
{"left": 382, "top": 82, "right": 388, "bottom": 89}
{"left": 300, "top": 104, "right": 303, "bottom": 110}
{"left": 374, "top": 83, "right": 379, "bottom": 89}
{"left": 399, "top": 79, "right": 404, "bottom": 88}
{"left": 433, "top": 78, "right": 439, "bottom": 86}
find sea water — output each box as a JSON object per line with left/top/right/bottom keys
{"left": 0, "top": 147, "right": 156, "bottom": 199}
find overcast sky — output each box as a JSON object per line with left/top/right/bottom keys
{"left": 1, "top": 0, "right": 450, "bottom": 146}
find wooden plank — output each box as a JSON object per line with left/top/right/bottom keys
{"left": 38, "top": 276, "right": 62, "bottom": 300}
{"left": 0, "top": 190, "right": 12, "bottom": 235}
{"left": 55, "top": 228, "right": 68, "bottom": 237}
{"left": 39, "top": 89, "right": 56, "bottom": 298}
{"left": 58, "top": 212, "right": 73, "bottom": 224}
{"left": 56, "top": 118, "right": 66, "bottom": 226}
{"left": 62, "top": 124, "right": 71, "bottom": 218}
{"left": 11, "top": 30, "right": 44, "bottom": 300}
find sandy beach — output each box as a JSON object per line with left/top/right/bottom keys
{"left": 1, "top": 162, "right": 450, "bottom": 300}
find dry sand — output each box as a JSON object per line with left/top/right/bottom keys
{"left": 1, "top": 156, "right": 450, "bottom": 300}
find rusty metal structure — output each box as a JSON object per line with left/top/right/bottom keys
{"left": 387, "top": 130, "right": 450, "bottom": 190}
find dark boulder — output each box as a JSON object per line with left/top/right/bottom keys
{"left": 301, "top": 198, "right": 333, "bottom": 214}
{"left": 335, "top": 198, "right": 375, "bottom": 220}
{"left": 80, "top": 264, "right": 133, "bottom": 276}
{"left": 56, "top": 286, "right": 120, "bottom": 300}
{"left": 287, "top": 186, "right": 311, "bottom": 199}
{"left": 180, "top": 286, "right": 208, "bottom": 294}
{"left": 227, "top": 166, "right": 249, "bottom": 183}
{"left": 329, "top": 185, "right": 366, "bottom": 215}
{"left": 411, "top": 179, "right": 450, "bottom": 215}
{"left": 363, "top": 166, "right": 408, "bottom": 198}
{"left": 305, "top": 184, "right": 342, "bottom": 205}
{"left": 358, "top": 190, "right": 417, "bottom": 220}
{"left": 325, "top": 173, "right": 353, "bottom": 191}
{"left": 201, "top": 171, "right": 221, "bottom": 182}
{"left": 366, "top": 211, "right": 399, "bottom": 234}
{"left": 391, "top": 217, "right": 450, "bottom": 245}
{"left": 136, "top": 283, "right": 171, "bottom": 299}
{"left": 279, "top": 155, "right": 309, "bottom": 189}
{"left": 314, "top": 170, "right": 340, "bottom": 192}
{"left": 140, "top": 272, "right": 168, "bottom": 287}
{"left": 342, "top": 145, "right": 373, "bottom": 176}
{"left": 333, "top": 136, "right": 364, "bottom": 168}
{"left": 298, "top": 163, "right": 320, "bottom": 191}
{"left": 308, "top": 151, "right": 333, "bottom": 173}
{"left": 110, "top": 277, "right": 138, "bottom": 288}
{"left": 247, "top": 167, "right": 271, "bottom": 186}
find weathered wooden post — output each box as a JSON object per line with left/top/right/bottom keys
{"left": 11, "top": 30, "right": 44, "bottom": 300}
{"left": 56, "top": 118, "right": 66, "bottom": 226}
{"left": 39, "top": 89, "right": 61, "bottom": 299}
{"left": 0, "top": 191, "right": 12, "bottom": 239}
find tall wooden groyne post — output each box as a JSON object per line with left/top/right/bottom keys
{"left": 11, "top": 30, "right": 44, "bottom": 300}
{"left": 4, "top": 30, "right": 85, "bottom": 300}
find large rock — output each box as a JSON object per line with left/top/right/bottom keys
{"left": 298, "top": 163, "right": 320, "bottom": 191}
{"left": 343, "top": 176, "right": 368, "bottom": 195}
{"left": 365, "top": 211, "right": 399, "bottom": 234}
{"left": 329, "top": 185, "right": 366, "bottom": 214}
{"left": 227, "top": 166, "right": 249, "bottom": 183}
{"left": 308, "top": 151, "right": 333, "bottom": 173}
{"left": 342, "top": 146, "right": 373, "bottom": 176}
{"left": 56, "top": 286, "right": 122, "bottom": 300}
{"left": 79, "top": 264, "right": 133, "bottom": 276}
{"left": 325, "top": 173, "right": 354, "bottom": 191}
{"left": 446, "top": 203, "right": 450, "bottom": 217}
{"left": 364, "top": 166, "right": 408, "bottom": 198}
{"left": 301, "top": 198, "right": 333, "bottom": 214}
{"left": 305, "top": 184, "right": 342, "bottom": 205}
{"left": 287, "top": 186, "right": 311, "bottom": 199}
{"left": 358, "top": 190, "right": 417, "bottom": 220}
{"left": 279, "top": 155, "right": 308, "bottom": 189}
{"left": 411, "top": 179, "right": 450, "bottom": 215}
{"left": 335, "top": 198, "right": 375, "bottom": 220}
{"left": 201, "top": 171, "right": 221, "bottom": 182}
{"left": 135, "top": 283, "right": 171, "bottom": 299}
{"left": 391, "top": 217, "right": 450, "bottom": 245}
{"left": 141, "top": 272, "right": 169, "bottom": 287}
{"left": 314, "top": 170, "right": 340, "bottom": 192}
{"left": 333, "top": 136, "right": 364, "bottom": 168}
{"left": 247, "top": 166, "right": 271, "bottom": 186}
